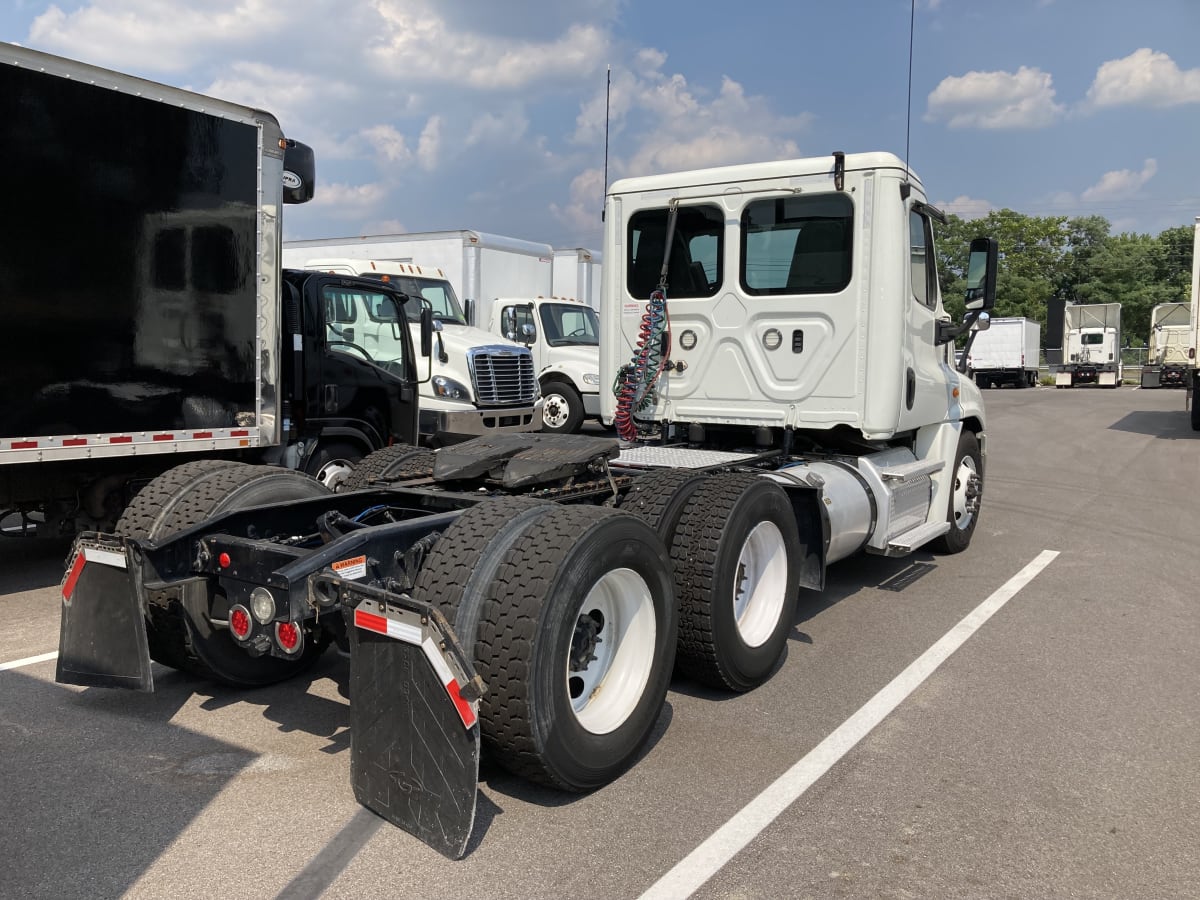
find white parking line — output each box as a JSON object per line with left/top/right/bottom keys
{"left": 639, "top": 549, "right": 1060, "bottom": 900}
{"left": 0, "top": 651, "right": 59, "bottom": 672}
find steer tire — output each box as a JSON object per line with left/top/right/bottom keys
{"left": 928, "top": 431, "right": 983, "bottom": 554}
{"left": 616, "top": 470, "right": 709, "bottom": 544}
{"left": 116, "top": 462, "right": 332, "bottom": 686}
{"left": 474, "top": 505, "right": 676, "bottom": 791}
{"left": 339, "top": 443, "right": 434, "bottom": 491}
{"left": 670, "top": 472, "right": 802, "bottom": 692}
{"left": 411, "top": 497, "right": 556, "bottom": 651}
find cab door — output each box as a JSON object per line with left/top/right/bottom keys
{"left": 897, "top": 206, "right": 951, "bottom": 431}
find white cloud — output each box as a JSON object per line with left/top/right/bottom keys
{"left": 1080, "top": 159, "right": 1158, "bottom": 202}
{"left": 360, "top": 124, "right": 412, "bottom": 164}
{"left": 1084, "top": 49, "right": 1200, "bottom": 110}
{"left": 549, "top": 167, "right": 606, "bottom": 238}
{"left": 417, "top": 116, "right": 442, "bottom": 172}
{"left": 937, "top": 196, "right": 995, "bottom": 220}
{"left": 465, "top": 109, "right": 530, "bottom": 148}
{"left": 305, "top": 180, "right": 388, "bottom": 219}
{"left": 925, "top": 66, "right": 1064, "bottom": 129}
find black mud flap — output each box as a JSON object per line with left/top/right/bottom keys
{"left": 56, "top": 534, "right": 153, "bottom": 692}
{"left": 316, "top": 575, "right": 484, "bottom": 859}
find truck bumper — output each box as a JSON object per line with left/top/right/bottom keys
{"left": 583, "top": 392, "right": 602, "bottom": 417}
{"left": 419, "top": 400, "right": 542, "bottom": 442}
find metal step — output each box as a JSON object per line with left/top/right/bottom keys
{"left": 887, "top": 521, "right": 951, "bottom": 553}
{"left": 879, "top": 459, "right": 944, "bottom": 482}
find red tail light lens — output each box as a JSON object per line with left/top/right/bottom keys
{"left": 275, "top": 621, "right": 302, "bottom": 654}
{"left": 229, "top": 605, "right": 252, "bottom": 641}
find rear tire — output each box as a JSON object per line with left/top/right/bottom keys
{"left": 616, "top": 470, "right": 708, "bottom": 543}
{"left": 669, "top": 473, "right": 801, "bottom": 692}
{"left": 474, "top": 505, "right": 677, "bottom": 791}
{"left": 928, "top": 431, "right": 982, "bottom": 554}
{"left": 116, "top": 462, "right": 332, "bottom": 686}
{"left": 338, "top": 443, "right": 434, "bottom": 491}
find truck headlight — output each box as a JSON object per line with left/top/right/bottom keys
{"left": 582, "top": 373, "right": 600, "bottom": 386}
{"left": 431, "top": 375, "right": 472, "bottom": 401}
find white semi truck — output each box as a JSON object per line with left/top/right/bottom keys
{"left": 1140, "top": 302, "right": 1191, "bottom": 389}
{"left": 966, "top": 316, "right": 1041, "bottom": 388}
{"left": 60, "top": 149, "right": 997, "bottom": 859}
{"left": 293, "top": 258, "right": 541, "bottom": 445}
{"left": 471, "top": 295, "right": 603, "bottom": 433}
{"left": 1055, "top": 302, "right": 1122, "bottom": 388}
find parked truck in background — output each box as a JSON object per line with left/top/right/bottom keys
{"left": 1187, "top": 218, "right": 1200, "bottom": 430}
{"left": 1055, "top": 302, "right": 1122, "bottom": 388}
{"left": 60, "top": 147, "right": 997, "bottom": 858}
{"left": 966, "top": 316, "right": 1040, "bottom": 388}
{"left": 1139, "top": 302, "right": 1191, "bottom": 389}
{"left": 552, "top": 247, "right": 603, "bottom": 310}
{"left": 294, "top": 259, "right": 541, "bottom": 444}
{"left": 282, "top": 230, "right": 555, "bottom": 307}
{"left": 0, "top": 43, "right": 431, "bottom": 535}
{"left": 469, "top": 295, "right": 603, "bottom": 433}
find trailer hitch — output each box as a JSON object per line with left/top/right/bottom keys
{"left": 313, "top": 574, "right": 485, "bottom": 859}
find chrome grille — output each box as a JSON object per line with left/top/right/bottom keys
{"left": 470, "top": 347, "right": 537, "bottom": 406}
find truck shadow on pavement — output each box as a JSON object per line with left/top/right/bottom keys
{"left": 0, "top": 536, "right": 73, "bottom": 591}
{"left": 1107, "top": 408, "right": 1198, "bottom": 439}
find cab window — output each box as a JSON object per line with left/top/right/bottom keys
{"left": 909, "top": 210, "right": 937, "bottom": 309}
{"left": 742, "top": 194, "right": 853, "bottom": 295}
{"left": 627, "top": 205, "right": 723, "bottom": 300}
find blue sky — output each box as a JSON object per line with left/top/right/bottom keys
{"left": 4, "top": 1, "right": 1198, "bottom": 248}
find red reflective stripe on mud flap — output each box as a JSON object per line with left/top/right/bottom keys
{"left": 62, "top": 552, "right": 86, "bottom": 601}
{"left": 422, "top": 636, "right": 477, "bottom": 729}
{"left": 353, "top": 609, "right": 389, "bottom": 635}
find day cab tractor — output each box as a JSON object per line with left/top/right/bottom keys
{"left": 58, "top": 151, "right": 997, "bottom": 858}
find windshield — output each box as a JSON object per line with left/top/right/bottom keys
{"left": 1081, "top": 333, "right": 1105, "bottom": 345}
{"left": 539, "top": 303, "right": 599, "bottom": 347}
{"left": 361, "top": 274, "right": 467, "bottom": 325}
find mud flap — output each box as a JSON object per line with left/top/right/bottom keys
{"left": 318, "top": 575, "right": 484, "bottom": 859}
{"left": 56, "top": 534, "right": 153, "bottom": 692}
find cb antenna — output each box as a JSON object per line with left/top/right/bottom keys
{"left": 903, "top": 0, "right": 916, "bottom": 193}
{"left": 602, "top": 65, "right": 611, "bottom": 222}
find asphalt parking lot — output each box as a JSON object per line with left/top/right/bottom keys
{"left": 2, "top": 385, "right": 1198, "bottom": 900}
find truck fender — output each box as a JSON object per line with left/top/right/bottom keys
{"left": 756, "top": 474, "right": 826, "bottom": 592}
{"left": 914, "top": 420, "right": 982, "bottom": 528}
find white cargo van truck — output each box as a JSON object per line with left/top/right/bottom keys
{"left": 966, "top": 316, "right": 1040, "bottom": 388}
{"left": 552, "top": 248, "right": 603, "bottom": 310}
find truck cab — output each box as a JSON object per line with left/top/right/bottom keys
{"left": 299, "top": 260, "right": 541, "bottom": 445}
{"left": 473, "top": 295, "right": 603, "bottom": 433}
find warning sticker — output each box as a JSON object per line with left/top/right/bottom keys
{"left": 332, "top": 555, "right": 368, "bottom": 580}
{"left": 622, "top": 301, "right": 643, "bottom": 317}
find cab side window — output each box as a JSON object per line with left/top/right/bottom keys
{"left": 909, "top": 210, "right": 938, "bottom": 309}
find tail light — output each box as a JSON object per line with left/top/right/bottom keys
{"left": 229, "top": 604, "right": 253, "bottom": 642}
{"left": 275, "top": 621, "right": 304, "bottom": 655}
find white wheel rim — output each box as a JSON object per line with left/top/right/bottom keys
{"left": 316, "top": 460, "right": 355, "bottom": 490}
{"left": 567, "top": 567, "right": 656, "bottom": 735}
{"left": 733, "top": 520, "right": 789, "bottom": 647}
{"left": 950, "top": 455, "right": 979, "bottom": 531}
{"left": 543, "top": 392, "right": 570, "bottom": 429}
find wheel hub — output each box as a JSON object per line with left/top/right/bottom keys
{"left": 570, "top": 611, "right": 604, "bottom": 672}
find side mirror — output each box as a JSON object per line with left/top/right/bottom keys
{"left": 463, "top": 298, "right": 475, "bottom": 326}
{"left": 281, "top": 140, "right": 316, "bottom": 205}
{"left": 419, "top": 307, "right": 434, "bottom": 357}
{"left": 520, "top": 322, "right": 536, "bottom": 345}
{"left": 972, "top": 311, "right": 992, "bottom": 332}
{"left": 964, "top": 237, "right": 998, "bottom": 311}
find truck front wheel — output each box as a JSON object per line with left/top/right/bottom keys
{"left": 670, "top": 473, "right": 802, "bottom": 692}
{"left": 304, "top": 441, "right": 363, "bottom": 490}
{"left": 540, "top": 379, "right": 585, "bottom": 434}
{"left": 475, "top": 506, "right": 677, "bottom": 791}
{"left": 928, "top": 431, "right": 982, "bottom": 554}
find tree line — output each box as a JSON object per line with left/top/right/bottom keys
{"left": 934, "top": 212, "right": 1194, "bottom": 346}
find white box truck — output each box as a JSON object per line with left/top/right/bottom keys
{"left": 471, "top": 295, "right": 603, "bottom": 433}
{"left": 1055, "top": 303, "right": 1122, "bottom": 388}
{"left": 552, "top": 248, "right": 603, "bottom": 310}
{"left": 966, "top": 316, "right": 1040, "bottom": 388}
{"left": 1140, "top": 302, "right": 1191, "bottom": 388}
{"left": 282, "top": 231, "right": 554, "bottom": 307}
{"left": 293, "top": 258, "right": 541, "bottom": 444}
